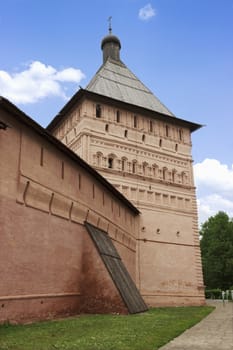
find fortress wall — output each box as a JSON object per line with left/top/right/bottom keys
{"left": 0, "top": 109, "right": 138, "bottom": 323}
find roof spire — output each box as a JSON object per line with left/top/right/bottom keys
{"left": 108, "top": 16, "right": 112, "bottom": 34}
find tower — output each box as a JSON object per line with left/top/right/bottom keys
{"left": 48, "top": 30, "right": 205, "bottom": 306}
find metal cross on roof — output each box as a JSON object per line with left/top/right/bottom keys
{"left": 108, "top": 16, "right": 112, "bottom": 34}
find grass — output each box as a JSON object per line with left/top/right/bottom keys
{"left": 0, "top": 306, "right": 214, "bottom": 350}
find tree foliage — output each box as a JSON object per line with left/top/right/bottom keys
{"left": 200, "top": 211, "right": 233, "bottom": 290}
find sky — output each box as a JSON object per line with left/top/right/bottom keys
{"left": 1, "top": 0, "right": 233, "bottom": 226}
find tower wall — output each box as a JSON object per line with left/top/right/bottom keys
{"left": 52, "top": 98, "right": 205, "bottom": 306}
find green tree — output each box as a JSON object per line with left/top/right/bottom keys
{"left": 200, "top": 211, "right": 233, "bottom": 290}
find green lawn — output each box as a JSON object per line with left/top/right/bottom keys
{"left": 0, "top": 306, "right": 214, "bottom": 350}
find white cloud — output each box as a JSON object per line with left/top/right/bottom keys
{"left": 194, "top": 159, "right": 233, "bottom": 225}
{"left": 138, "top": 3, "right": 156, "bottom": 21}
{"left": 55, "top": 68, "right": 85, "bottom": 83}
{"left": 0, "top": 61, "right": 85, "bottom": 104}
{"left": 194, "top": 159, "right": 233, "bottom": 195}
{"left": 197, "top": 195, "right": 233, "bottom": 226}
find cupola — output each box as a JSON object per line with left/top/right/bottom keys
{"left": 101, "top": 18, "right": 121, "bottom": 63}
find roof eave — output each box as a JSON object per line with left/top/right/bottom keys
{"left": 47, "top": 89, "right": 202, "bottom": 133}
{"left": 47, "top": 88, "right": 85, "bottom": 131}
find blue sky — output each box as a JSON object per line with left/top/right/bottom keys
{"left": 1, "top": 0, "right": 233, "bottom": 225}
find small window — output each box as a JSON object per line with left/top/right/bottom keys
{"left": 175, "top": 143, "right": 178, "bottom": 152}
{"left": 179, "top": 129, "right": 183, "bottom": 141}
{"left": 159, "top": 139, "right": 162, "bottom": 147}
{"left": 97, "top": 153, "right": 102, "bottom": 167}
{"left": 61, "top": 161, "right": 64, "bottom": 179}
{"left": 124, "top": 129, "right": 128, "bottom": 138}
{"left": 142, "top": 163, "right": 146, "bottom": 175}
{"left": 96, "top": 104, "right": 102, "bottom": 118}
{"left": 149, "top": 120, "right": 153, "bottom": 132}
{"left": 108, "top": 157, "right": 114, "bottom": 169}
{"left": 105, "top": 124, "right": 109, "bottom": 132}
{"left": 181, "top": 172, "right": 186, "bottom": 184}
{"left": 122, "top": 158, "right": 127, "bottom": 171}
{"left": 165, "top": 125, "right": 169, "bottom": 137}
{"left": 133, "top": 115, "right": 137, "bottom": 128}
{"left": 172, "top": 170, "right": 176, "bottom": 182}
{"left": 163, "top": 168, "right": 166, "bottom": 180}
{"left": 152, "top": 165, "right": 157, "bottom": 177}
{"left": 116, "top": 110, "right": 120, "bottom": 123}
{"left": 78, "top": 174, "right": 81, "bottom": 190}
{"left": 142, "top": 134, "right": 145, "bottom": 142}
{"left": 40, "top": 147, "right": 44, "bottom": 166}
{"left": 132, "top": 162, "right": 136, "bottom": 174}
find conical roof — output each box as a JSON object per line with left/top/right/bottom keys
{"left": 47, "top": 32, "right": 202, "bottom": 133}
{"left": 86, "top": 32, "right": 174, "bottom": 117}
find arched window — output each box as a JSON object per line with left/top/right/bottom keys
{"left": 181, "top": 171, "right": 187, "bottom": 184}
{"left": 96, "top": 152, "right": 102, "bottom": 167}
{"left": 152, "top": 164, "right": 158, "bottom": 178}
{"left": 121, "top": 158, "right": 127, "bottom": 172}
{"left": 108, "top": 154, "right": 116, "bottom": 169}
{"left": 172, "top": 169, "right": 176, "bottom": 182}
{"left": 142, "top": 162, "right": 148, "bottom": 176}
{"left": 108, "top": 158, "right": 113, "bottom": 169}
{"left": 132, "top": 161, "right": 137, "bottom": 174}
{"left": 163, "top": 167, "right": 167, "bottom": 181}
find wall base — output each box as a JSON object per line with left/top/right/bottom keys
{"left": 143, "top": 293, "right": 206, "bottom": 307}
